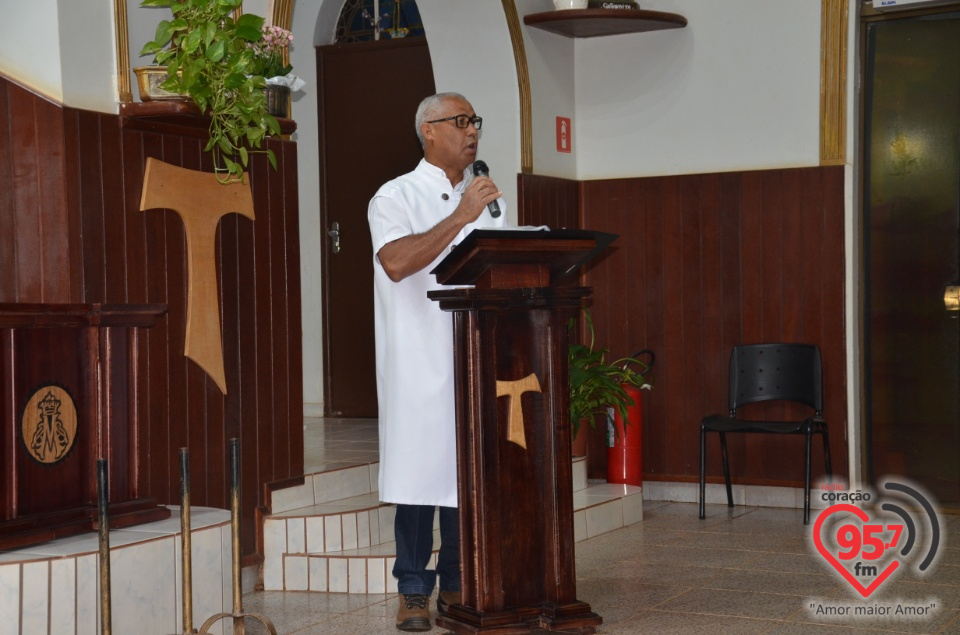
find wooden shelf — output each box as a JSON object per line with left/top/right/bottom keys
{"left": 118, "top": 100, "right": 297, "bottom": 136}
{"left": 523, "top": 9, "right": 687, "bottom": 38}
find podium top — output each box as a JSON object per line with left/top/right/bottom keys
{"left": 431, "top": 229, "right": 616, "bottom": 289}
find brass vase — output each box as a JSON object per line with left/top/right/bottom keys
{"left": 133, "top": 66, "right": 188, "bottom": 102}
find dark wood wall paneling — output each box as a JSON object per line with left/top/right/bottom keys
{"left": 519, "top": 168, "right": 847, "bottom": 487}
{"left": 517, "top": 173, "right": 580, "bottom": 231}
{"left": 0, "top": 79, "right": 78, "bottom": 303}
{"left": 1, "top": 76, "right": 304, "bottom": 561}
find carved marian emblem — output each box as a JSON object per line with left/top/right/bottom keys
{"left": 21, "top": 386, "right": 78, "bottom": 465}
{"left": 495, "top": 373, "right": 542, "bottom": 449}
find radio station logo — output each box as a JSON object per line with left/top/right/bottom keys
{"left": 812, "top": 478, "right": 941, "bottom": 599}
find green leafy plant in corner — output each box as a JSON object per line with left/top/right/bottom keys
{"left": 568, "top": 309, "right": 654, "bottom": 440}
{"left": 139, "top": 0, "right": 281, "bottom": 183}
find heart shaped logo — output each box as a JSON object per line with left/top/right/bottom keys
{"left": 813, "top": 503, "right": 900, "bottom": 598}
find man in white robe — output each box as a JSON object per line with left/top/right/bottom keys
{"left": 368, "top": 92, "right": 508, "bottom": 632}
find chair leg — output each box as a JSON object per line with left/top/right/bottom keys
{"left": 719, "top": 432, "right": 733, "bottom": 507}
{"left": 822, "top": 427, "right": 833, "bottom": 480}
{"left": 699, "top": 425, "right": 707, "bottom": 519}
{"left": 804, "top": 428, "right": 813, "bottom": 525}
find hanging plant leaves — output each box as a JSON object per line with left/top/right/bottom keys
{"left": 138, "top": 0, "right": 284, "bottom": 183}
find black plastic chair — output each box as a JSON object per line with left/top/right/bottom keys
{"left": 698, "top": 343, "right": 832, "bottom": 524}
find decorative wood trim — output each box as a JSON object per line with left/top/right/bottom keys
{"left": 272, "top": 0, "right": 295, "bottom": 118}
{"left": 820, "top": 0, "right": 849, "bottom": 165}
{"left": 272, "top": 0, "right": 295, "bottom": 30}
{"left": 115, "top": 0, "right": 132, "bottom": 103}
{"left": 502, "top": 0, "right": 534, "bottom": 174}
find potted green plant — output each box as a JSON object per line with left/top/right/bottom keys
{"left": 138, "top": 0, "right": 281, "bottom": 183}
{"left": 568, "top": 310, "right": 651, "bottom": 450}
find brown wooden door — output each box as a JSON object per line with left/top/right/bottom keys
{"left": 864, "top": 11, "right": 960, "bottom": 505}
{"left": 317, "top": 37, "right": 435, "bottom": 416}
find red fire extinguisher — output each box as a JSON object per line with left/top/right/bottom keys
{"left": 607, "top": 350, "right": 654, "bottom": 486}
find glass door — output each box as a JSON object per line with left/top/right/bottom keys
{"left": 864, "top": 11, "right": 960, "bottom": 506}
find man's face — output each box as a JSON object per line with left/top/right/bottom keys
{"left": 421, "top": 97, "right": 480, "bottom": 176}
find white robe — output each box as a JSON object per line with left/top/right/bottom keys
{"left": 368, "top": 159, "right": 508, "bottom": 507}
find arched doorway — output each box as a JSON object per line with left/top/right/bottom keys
{"left": 318, "top": 1, "right": 436, "bottom": 416}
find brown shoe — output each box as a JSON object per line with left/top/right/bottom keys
{"left": 396, "top": 594, "right": 431, "bottom": 632}
{"left": 437, "top": 590, "right": 461, "bottom": 617}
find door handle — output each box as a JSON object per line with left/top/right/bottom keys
{"left": 327, "top": 221, "right": 340, "bottom": 254}
{"left": 945, "top": 286, "right": 960, "bottom": 312}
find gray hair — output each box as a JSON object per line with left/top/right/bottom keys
{"left": 415, "top": 92, "right": 468, "bottom": 148}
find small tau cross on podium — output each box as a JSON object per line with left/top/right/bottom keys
{"left": 496, "top": 373, "right": 542, "bottom": 449}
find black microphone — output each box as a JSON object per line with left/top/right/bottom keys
{"left": 472, "top": 160, "right": 501, "bottom": 218}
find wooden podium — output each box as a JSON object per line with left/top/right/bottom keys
{"left": 429, "top": 229, "right": 615, "bottom": 635}
{"left": 0, "top": 304, "right": 171, "bottom": 549}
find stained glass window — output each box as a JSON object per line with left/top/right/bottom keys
{"left": 335, "top": 0, "right": 425, "bottom": 43}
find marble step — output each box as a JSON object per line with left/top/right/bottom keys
{"left": 574, "top": 455, "right": 587, "bottom": 492}
{"left": 262, "top": 457, "right": 641, "bottom": 592}
{"left": 276, "top": 528, "right": 441, "bottom": 594}
{"left": 267, "top": 457, "right": 587, "bottom": 517}
{"left": 0, "top": 507, "right": 232, "bottom": 635}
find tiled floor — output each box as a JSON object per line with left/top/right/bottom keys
{"left": 303, "top": 417, "right": 379, "bottom": 474}
{"left": 242, "top": 418, "right": 960, "bottom": 634}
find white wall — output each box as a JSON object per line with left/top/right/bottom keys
{"left": 0, "top": 0, "right": 118, "bottom": 111}
{"left": 58, "top": 0, "right": 118, "bottom": 112}
{"left": 518, "top": 0, "right": 578, "bottom": 179}
{"left": 574, "top": 0, "right": 822, "bottom": 178}
{"left": 288, "top": 0, "right": 329, "bottom": 416}
{"left": 418, "top": 0, "right": 522, "bottom": 203}
{"left": 0, "top": 0, "right": 64, "bottom": 101}
{"left": 128, "top": 0, "right": 169, "bottom": 80}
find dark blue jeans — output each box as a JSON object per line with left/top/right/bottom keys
{"left": 392, "top": 504, "right": 460, "bottom": 596}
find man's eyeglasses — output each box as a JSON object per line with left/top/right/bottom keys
{"left": 426, "top": 114, "right": 483, "bottom": 130}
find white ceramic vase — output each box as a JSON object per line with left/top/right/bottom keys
{"left": 553, "top": 0, "right": 589, "bottom": 9}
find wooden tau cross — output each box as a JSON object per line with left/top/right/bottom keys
{"left": 495, "top": 373, "right": 542, "bottom": 449}
{"left": 139, "top": 158, "right": 255, "bottom": 394}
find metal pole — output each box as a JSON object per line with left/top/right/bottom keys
{"left": 229, "top": 438, "right": 243, "bottom": 635}
{"left": 198, "top": 438, "right": 275, "bottom": 635}
{"left": 180, "top": 448, "right": 195, "bottom": 634}
{"left": 97, "top": 459, "right": 112, "bottom": 635}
